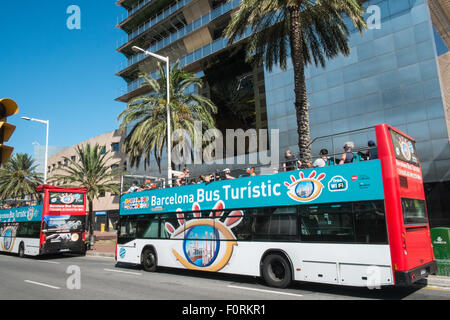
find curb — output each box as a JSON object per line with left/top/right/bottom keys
{"left": 425, "top": 275, "right": 450, "bottom": 288}
{"left": 86, "top": 251, "right": 115, "bottom": 258}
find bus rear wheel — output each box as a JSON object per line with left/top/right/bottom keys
{"left": 18, "top": 243, "right": 25, "bottom": 258}
{"left": 141, "top": 248, "right": 157, "bottom": 272}
{"left": 261, "top": 254, "right": 292, "bottom": 288}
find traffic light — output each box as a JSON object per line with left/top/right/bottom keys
{"left": 0, "top": 98, "right": 19, "bottom": 165}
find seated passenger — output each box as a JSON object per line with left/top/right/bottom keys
{"left": 339, "top": 142, "right": 355, "bottom": 165}
{"left": 223, "top": 168, "right": 236, "bottom": 180}
{"left": 125, "top": 181, "right": 139, "bottom": 193}
{"left": 283, "top": 149, "right": 302, "bottom": 171}
{"left": 176, "top": 167, "right": 190, "bottom": 186}
{"left": 308, "top": 149, "right": 329, "bottom": 168}
{"left": 367, "top": 140, "right": 378, "bottom": 160}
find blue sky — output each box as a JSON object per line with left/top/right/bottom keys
{"left": 0, "top": 0, "right": 126, "bottom": 157}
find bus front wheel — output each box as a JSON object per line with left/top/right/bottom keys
{"left": 261, "top": 254, "right": 292, "bottom": 288}
{"left": 141, "top": 248, "right": 157, "bottom": 272}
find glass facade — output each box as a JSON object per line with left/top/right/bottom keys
{"left": 264, "top": 0, "right": 449, "bottom": 184}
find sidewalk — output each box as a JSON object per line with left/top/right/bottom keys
{"left": 86, "top": 230, "right": 116, "bottom": 258}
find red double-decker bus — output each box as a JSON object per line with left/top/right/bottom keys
{"left": 116, "top": 124, "right": 436, "bottom": 288}
{"left": 376, "top": 124, "right": 437, "bottom": 285}
{"left": 0, "top": 185, "right": 87, "bottom": 257}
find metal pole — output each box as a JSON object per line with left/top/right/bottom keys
{"left": 166, "top": 58, "right": 172, "bottom": 187}
{"left": 44, "top": 120, "right": 49, "bottom": 184}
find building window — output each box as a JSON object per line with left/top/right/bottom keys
{"left": 100, "top": 146, "right": 106, "bottom": 155}
{"left": 112, "top": 143, "right": 120, "bottom": 152}
{"left": 71, "top": 156, "right": 76, "bottom": 162}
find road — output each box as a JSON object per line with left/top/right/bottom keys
{"left": 0, "top": 253, "right": 449, "bottom": 301}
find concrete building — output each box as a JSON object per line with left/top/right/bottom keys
{"left": 115, "top": 0, "right": 450, "bottom": 226}
{"left": 47, "top": 130, "right": 126, "bottom": 230}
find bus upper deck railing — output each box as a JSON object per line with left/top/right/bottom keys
{"left": 121, "top": 126, "right": 380, "bottom": 194}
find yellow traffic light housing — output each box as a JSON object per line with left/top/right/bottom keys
{"left": 0, "top": 98, "right": 19, "bottom": 165}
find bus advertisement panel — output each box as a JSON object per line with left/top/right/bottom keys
{"left": 121, "top": 160, "right": 384, "bottom": 215}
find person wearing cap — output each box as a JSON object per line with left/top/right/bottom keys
{"left": 308, "top": 149, "right": 329, "bottom": 168}
{"left": 339, "top": 142, "right": 355, "bottom": 165}
{"left": 223, "top": 168, "right": 236, "bottom": 180}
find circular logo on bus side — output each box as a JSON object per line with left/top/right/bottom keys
{"left": 285, "top": 171, "right": 326, "bottom": 203}
{"left": 166, "top": 202, "right": 243, "bottom": 272}
{"left": 183, "top": 226, "right": 220, "bottom": 268}
{"left": 1, "top": 227, "right": 16, "bottom": 252}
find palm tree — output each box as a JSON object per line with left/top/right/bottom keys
{"left": 0, "top": 153, "right": 43, "bottom": 201}
{"left": 224, "top": 0, "right": 366, "bottom": 164}
{"left": 49, "top": 143, "right": 121, "bottom": 245}
{"left": 118, "top": 61, "right": 218, "bottom": 172}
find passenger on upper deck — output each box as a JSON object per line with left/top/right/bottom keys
{"left": 124, "top": 181, "right": 139, "bottom": 193}
{"left": 307, "top": 149, "right": 329, "bottom": 168}
{"left": 223, "top": 168, "right": 236, "bottom": 180}
{"left": 176, "top": 167, "right": 190, "bottom": 186}
{"left": 283, "top": 149, "right": 302, "bottom": 171}
{"left": 339, "top": 142, "right": 355, "bottom": 165}
{"left": 366, "top": 140, "right": 378, "bottom": 160}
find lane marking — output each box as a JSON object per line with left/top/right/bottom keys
{"left": 36, "top": 260, "right": 60, "bottom": 264}
{"left": 24, "top": 280, "right": 60, "bottom": 290}
{"left": 103, "top": 268, "right": 142, "bottom": 276}
{"left": 227, "top": 285, "right": 303, "bottom": 297}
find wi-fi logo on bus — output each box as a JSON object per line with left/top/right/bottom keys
{"left": 284, "top": 171, "right": 326, "bottom": 202}
{"left": 165, "top": 201, "right": 243, "bottom": 272}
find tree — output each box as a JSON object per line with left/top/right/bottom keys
{"left": 118, "top": 61, "right": 218, "bottom": 172}
{"left": 0, "top": 153, "right": 43, "bottom": 201}
{"left": 224, "top": 0, "right": 366, "bottom": 164}
{"left": 49, "top": 143, "right": 121, "bottom": 246}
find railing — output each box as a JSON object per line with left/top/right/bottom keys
{"left": 118, "top": 0, "right": 193, "bottom": 48}
{"left": 120, "top": 126, "right": 380, "bottom": 192}
{"left": 121, "top": 27, "right": 252, "bottom": 95}
{"left": 117, "top": 0, "right": 241, "bottom": 72}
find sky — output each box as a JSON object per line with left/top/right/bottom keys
{"left": 0, "top": 0, "right": 126, "bottom": 157}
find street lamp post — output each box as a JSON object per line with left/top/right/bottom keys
{"left": 132, "top": 46, "right": 172, "bottom": 186}
{"left": 22, "top": 117, "right": 49, "bottom": 184}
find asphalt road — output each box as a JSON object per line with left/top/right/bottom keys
{"left": 0, "top": 253, "right": 449, "bottom": 301}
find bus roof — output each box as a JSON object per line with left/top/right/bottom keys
{"left": 120, "top": 160, "right": 385, "bottom": 215}
{"left": 36, "top": 185, "right": 87, "bottom": 193}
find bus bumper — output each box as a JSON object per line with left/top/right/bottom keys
{"left": 394, "top": 260, "right": 438, "bottom": 286}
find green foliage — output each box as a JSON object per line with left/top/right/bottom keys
{"left": 224, "top": 0, "right": 366, "bottom": 71}
{"left": 118, "top": 61, "right": 218, "bottom": 172}
{"left": 0, "top": 153, "right": 43, "bottom": 200}
{"left": 49, "top": 143, "right": 121, "bottom": 202}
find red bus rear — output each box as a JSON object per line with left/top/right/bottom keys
{"left": 36, "top": 185, "right": 87, "bottom": 255}
{"left": 376, "top": 124, "right": 437, "bottom": 285}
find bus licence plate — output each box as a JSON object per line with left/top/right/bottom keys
{"left": 420, "top": 269, "right": 426, "bottom": 276}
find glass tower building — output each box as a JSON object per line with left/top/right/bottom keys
{"left": 115, "top": 0, "right": 450, "bottom": 226}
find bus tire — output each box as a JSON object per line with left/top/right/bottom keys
{"left": 141, "top": 247, "right": 157, "bottom": 272}
{"left": 18, "top": 243, "right": 25, "bottom": 258}
{"left": 261, "top": 253, "right": 292, "bottom": 288}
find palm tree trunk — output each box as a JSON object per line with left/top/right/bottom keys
{"left": 88, "top": 197, "right": 95, "bottom": 247}
{"left": 288, "top": 5, "right": 312, "bottom": 166}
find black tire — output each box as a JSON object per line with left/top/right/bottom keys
{"left": 261, "top": 253, "right": 292, "bottom": 288}
{"left": 18, "top": 243, "right": 25, "bottom": 258}
{"left": 141, "top": 247, "right": 157, "bottom": 272}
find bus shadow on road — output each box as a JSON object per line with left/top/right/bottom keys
{"left": 113, "top": 262, "right": 425, "bottom": 299}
